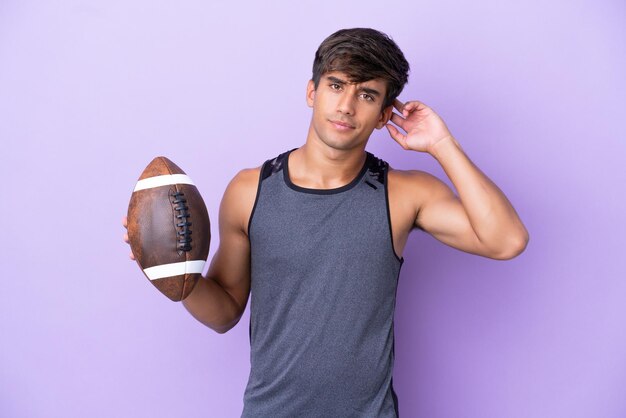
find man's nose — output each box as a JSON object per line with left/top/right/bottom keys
{"left": 337, "top": 93, "right": 356, "bottom": 115}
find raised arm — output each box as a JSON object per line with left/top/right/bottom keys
{"left": 386, "top": 99, "right": 529, "bottom": 260}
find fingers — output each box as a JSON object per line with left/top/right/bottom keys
{"left": 385, "top": 124, "right": 408, "bottom": 150}
{"left": 393, "top": 99, "right": 404, "bottom": 113}
{"left": 403, "top": 101, "right": 421, "bottom": 114}
{"left": 123, "top": 231, "right": 135, "bottom": 259}
{"left": 122, "top": 216, "right": 135, "bottom": 259}
{"left": 390, "top": 112, "right": 405, "bottom": 129}
{"left": 394, "top": 99, "right": 425, "bottom": 117}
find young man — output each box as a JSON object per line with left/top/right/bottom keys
{"left": 124, "top": 28, "right": 528, "bottom": 417}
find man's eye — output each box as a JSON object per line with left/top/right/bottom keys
{"left": 361, "top": 93, "right": 374, "bottom": 101}
{"left": 330, "top": 83, "right": 341, "bottom": 90}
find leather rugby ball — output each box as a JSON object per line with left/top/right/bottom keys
{"left": 127, "top": 157, "right": 210, "bottom": 301}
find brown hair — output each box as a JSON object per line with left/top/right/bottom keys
{"left": 312, "top": 28, "right": 410, "bottom": 109}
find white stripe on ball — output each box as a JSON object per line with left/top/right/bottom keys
{"left": 143, "top": 260, "right": 206, "bottom": 280}
{"left": 133, "top": 174, "right": 195, "bottom": 191}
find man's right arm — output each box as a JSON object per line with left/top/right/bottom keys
{"left": 123, "top": 166, "right": 261, "bottom": 334}
{"left": 181, "top": 167, "right": 260, "bottom": 333}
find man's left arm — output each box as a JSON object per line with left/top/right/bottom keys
{"left": 386, "top": 99, "right": 529, "bottom": 260}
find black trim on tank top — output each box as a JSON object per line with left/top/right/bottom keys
{"left": 366, "top": 154, "right": 387, "bottom": 185}
{"left": 247, "top": 163, "right": 265, "bottom": 345}
{"left": 364, "top": 180, "right": 377, "bottom": 190}
{"left": 262, "top": 150, "right": 289, "bottom": 181}
{"left": 391, "top": 260, "right": 403, "bottom": 416}
{"left": 391, "top": 376, "right": 400, "bottom": 417}
{"left": 247, "top": 160, "right": 269, "bottom": 240}
{"left": 283, "top": 148, "right": 373, "bottom": 195}
{"left": 384, "top": 164, "right": 405, "bottom": 264}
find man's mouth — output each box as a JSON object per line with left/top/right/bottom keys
{"left": 329, "top": 119, "right": 355, "bottom": 129}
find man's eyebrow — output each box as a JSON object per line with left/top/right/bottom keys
{"left": 360, "top": 86, "right": 381, "bottom": 97}
{"left": 327, "top": 75, "right": 347, "bottom": 85}
{"left": 326, "top": 75, "right": 382, "bottom": 98}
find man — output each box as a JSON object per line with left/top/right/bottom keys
{"left": 123, "top": 28, "right": 528, "bottom": 417}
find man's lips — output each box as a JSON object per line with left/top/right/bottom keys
{"left": 329, "top": 119, "right": 355, "bottom": 129}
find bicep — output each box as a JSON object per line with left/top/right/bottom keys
{"left": 415, "top": 174, "right": 491, "bottom": 257}
{"left": 204, "top": 168, "right": 258, "bottom": 313}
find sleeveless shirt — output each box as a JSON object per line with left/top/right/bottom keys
{"left": 241, "top": 148, "right": 404, "bottom": 418}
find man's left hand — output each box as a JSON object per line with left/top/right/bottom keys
{"left": 385, "top": 99, "right": 453, "bottom": 154}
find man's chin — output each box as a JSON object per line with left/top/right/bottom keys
{"left": 320, "top": 137, "right": 365, "bottom": 152}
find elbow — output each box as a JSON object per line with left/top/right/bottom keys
{"left": 214, "top": 327, "right": 230, "bottom": 335}
{"left": 211, "top": 324, "right": 232, "bottom": 334}
{"left": 212, "top": 316, "right": 242, "bottom": 335}
{"left": 493, "top": 230, "right": 530, "bottom": 260}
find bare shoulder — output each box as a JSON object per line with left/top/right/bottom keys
{"left": 229, "top": 166, "right": 262, "bottom": 191}
{"left": 387, "top": 166, "right": 457, "bottom": 234}
{"left": 388, "top": 166, "right": 454, "bottom": 202}
{"left": 220, "top": 165, "right": 262, "bottom": 234}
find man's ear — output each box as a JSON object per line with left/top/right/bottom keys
{"left": 376, "top": 104, "right": 394, "bottom": 129}
{"left": 306, "top": 79, "right": 316, "bottom": 108}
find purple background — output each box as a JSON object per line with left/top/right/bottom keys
{"left": 1, "top": 1, "right": 625, "bottom": 417}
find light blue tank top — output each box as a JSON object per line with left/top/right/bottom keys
{"left": 242, "top": 148, "right": 404, "bottom": 417}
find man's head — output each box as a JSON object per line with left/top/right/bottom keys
{"left": 311, "top": 28, "right": 410, "bottom": 110}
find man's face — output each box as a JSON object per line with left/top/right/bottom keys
{"left": 306, "top": 71, "right": 392, "bottom": 151}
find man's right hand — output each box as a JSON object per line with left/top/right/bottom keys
{"left": 121, "top": 165, "right": 257, "bottom": 334}
{"left": 122, "top": 216, "right": 136, "bottom": 261}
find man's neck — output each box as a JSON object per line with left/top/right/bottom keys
{"left": 288, "top": 140, "right": 367, "bottom": 190}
